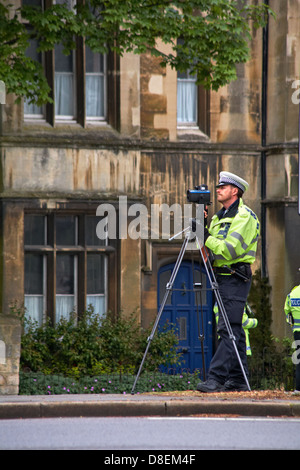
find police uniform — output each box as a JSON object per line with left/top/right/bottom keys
{"left": 214, "top": 303, "right": 258, "bottom": 356}
{"left": 197, "top": 171, "right": 260, "bottom": 393}
{"left": 242, "top": 310, "right": 258, "bottom": 356}
{"left": 284, "top": 285, "right": 300, "bottom": 393}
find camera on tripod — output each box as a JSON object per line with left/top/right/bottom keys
{"left": 187, "top": 184, "right": 211, "bottom": 205}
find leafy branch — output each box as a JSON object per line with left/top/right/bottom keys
{"left": 0, "top": 0, "right": 275, "bottom": 104}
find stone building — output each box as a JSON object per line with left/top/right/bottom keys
{"left": 0, "top": 0, "right": 299, "bottom": 386}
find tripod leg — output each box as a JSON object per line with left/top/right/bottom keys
{"left": 131, "top": 289, "right": 171, "bottom": 395}
{"left": 196, "top": 240, "right": 251, "bottom": 391}
{"left": 214, "top": 288, "right": 251, "bottom": 391}
{"left": 194, "top": 282, "right": 206, "bottom": 381}
{"left": 131, "top": 234, "right": 190, "bottom": 394}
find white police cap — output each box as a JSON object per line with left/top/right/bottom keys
{"left": 216, "top": 171, "right": 249, "bottom": 193}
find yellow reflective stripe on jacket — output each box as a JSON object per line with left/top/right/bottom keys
{"left": 205, "top": 199, "right": 260, "bottom": 268}
{"left": 242, "top": 316, "right": 258, "bottom": 330}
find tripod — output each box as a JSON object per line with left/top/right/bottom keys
{"left": 131, "top": 225, "right": 251, "bottom": 394}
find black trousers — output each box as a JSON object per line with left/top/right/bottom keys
{"left": 208, "top": 269, "right": 252, "bottom": 385}
{"left": 294, "top": 331, "right": 300, "bottom": 391}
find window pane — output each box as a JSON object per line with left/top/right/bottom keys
{"left": 86, "top": 46, "right": 104, "bottom": 73}
{"left": 87, "top": 254, "right": 105, "bottom": 294}
{"left": 56, "top": 296, "right": 75, "bottom": 322}
{"left": 85, "top": 45, "right": 105, "bottom": 118}
{"left": 86, "top": 295, "right": 106, "bottom": 317}
{"left": 22, "top": 0, "right": 42, "bottom": 6}
{"left": 55, "top": 74, "right": 75, "bottom": 116}
{"left": 24, "top": 215, "right": 46, "bottom": 245}
{"left": 87, "top": 253, "right": 106, "bottom": 317}
{"left": 56, "top": 216, "right": 77, "bottom": 245}
{"left": 24, "top": 296, "right": 44, "bottom": 326}
{"left": 24, "top": 253, "right": 45, "bottom": 326}
{"left": 56, "top": 254, "right": 76, "bottom": 322}
{"left": 55, "top": 44, "right": 75, "bottom": 117}
{"left": 177, "top": 79, "right": 197, "bottom": 123}
{"left": 55, "top": 43, "right": 73, "bottom": 73}
{"left": 24, "top": 36, "right": 44, "bottom": 116}
{"left": 56, "top": 254, "right": 74, "bottom": 294}
{"left": 86, "top": 76, "right": 105, "bottom": 117}
{"left": 85, "top": 216, "right": 106, "bottom": 246}
{"left": 25, "top": 253, "right": 44, "bottom": 294}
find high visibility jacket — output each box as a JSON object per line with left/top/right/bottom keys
{"left": 205, "top": 199, "right": 260, "bottom": 268}
{"left": 214, "top": 303, "right": 258, "bottom": 355}
{"left": 242, "top": 313, "right": 258, "bottom": 356}
{"left": 284, "top": 285, "right": 300, "bottom": 333}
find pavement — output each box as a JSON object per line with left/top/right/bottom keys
{"left": 1, "top": 392, "right": 300, "bottom": 419}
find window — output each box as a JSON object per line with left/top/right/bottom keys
{"left": 176, "top": 39, "right": 210, "bottom": 136}
{"left": 85, "top": 45, "right": 107, "bottom": 119}
{"left": 54, "top": 44, "right": 76, "bottom": 119}
{"left": 177, "top": 70, "right": 198, "bottom": 125}
{"left": 24, "top": 212, "right": 112, "bottom": 325}
{"left": 23, "top": 0, "right": 109, "bottom": 125}
{"left": 177, "top": 70, "right": 210, "bottom": 135}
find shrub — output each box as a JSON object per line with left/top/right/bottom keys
{"left": 247, "top": 271, "right": 296, "bottom": 390}
{"left": 20, "top": 307, "right": 182, "bottom": 378}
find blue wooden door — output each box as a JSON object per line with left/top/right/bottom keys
{"left": 158, "top": 261, "right": 213, "bottom": 377}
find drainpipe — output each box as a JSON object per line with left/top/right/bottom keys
{"left": 261, "top": 1, "right": 269, "bottom": 278}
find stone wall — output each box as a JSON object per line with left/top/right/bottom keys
{"left": 0, "top": 315, "right": 21, "bottom": 395}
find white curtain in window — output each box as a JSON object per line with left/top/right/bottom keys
{"left": 86, "top": 295, "right": 106, "bottom": 317}
{"left": 24, "top": 295, "right": 44, "bottom": 326}
{"left": 56, "top": 295, "right": 75, "bottom": 322}
{"left": 177, "top": 81, "right": 197, "bottom": 123}
{"left": 55, "top": 73, "right": 74, "bottom": 117}
{"left": 86, "top": 75, "right": 104, "bottom": 117}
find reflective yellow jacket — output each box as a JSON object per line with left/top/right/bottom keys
{"left": 205, "top": 199, "right": 260, "bottom": 268}
{"left": 284, "top": 285, "right": 300, "bottom": 332}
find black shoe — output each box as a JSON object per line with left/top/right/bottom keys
{"left": 197, "top": 379, "right": 223, "bottom": 393}
{"left": 223, "top": 379, "right": 249, "bottom": 392}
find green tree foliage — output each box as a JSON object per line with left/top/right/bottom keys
{"left": 247, "top": 270, "right": 274, "bottom": 354}
{"left": 0, "top": 0, "right": 274, "bottom": 105}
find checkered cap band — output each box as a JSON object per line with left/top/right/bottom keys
{"left": 219, "top": 176, "right": 244, "bottom": 191}
{"left": 217, "top": 172, "right": 249, "bottom": 192}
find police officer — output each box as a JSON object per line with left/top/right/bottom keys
{"left": 214, "top": 302, "right": 258, "bottom": 357}
{"left": 284, "top": 284, "right": 300, "bottom": 394}
{"left": 197, "top": 171, "right": 260, "bottom": 393}
{"left": 242, "top": 305, "right": 258, "bottom": 357}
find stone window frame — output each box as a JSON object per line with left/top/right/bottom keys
{"left": 197, "top": 86, "right": 210, "bottom": 137}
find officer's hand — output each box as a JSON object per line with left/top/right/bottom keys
{"left": 191, "top": 218, "right": 197, "bottom": 232}
{"left": 204, "top": 206, "right": 208, "bottom": 228}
